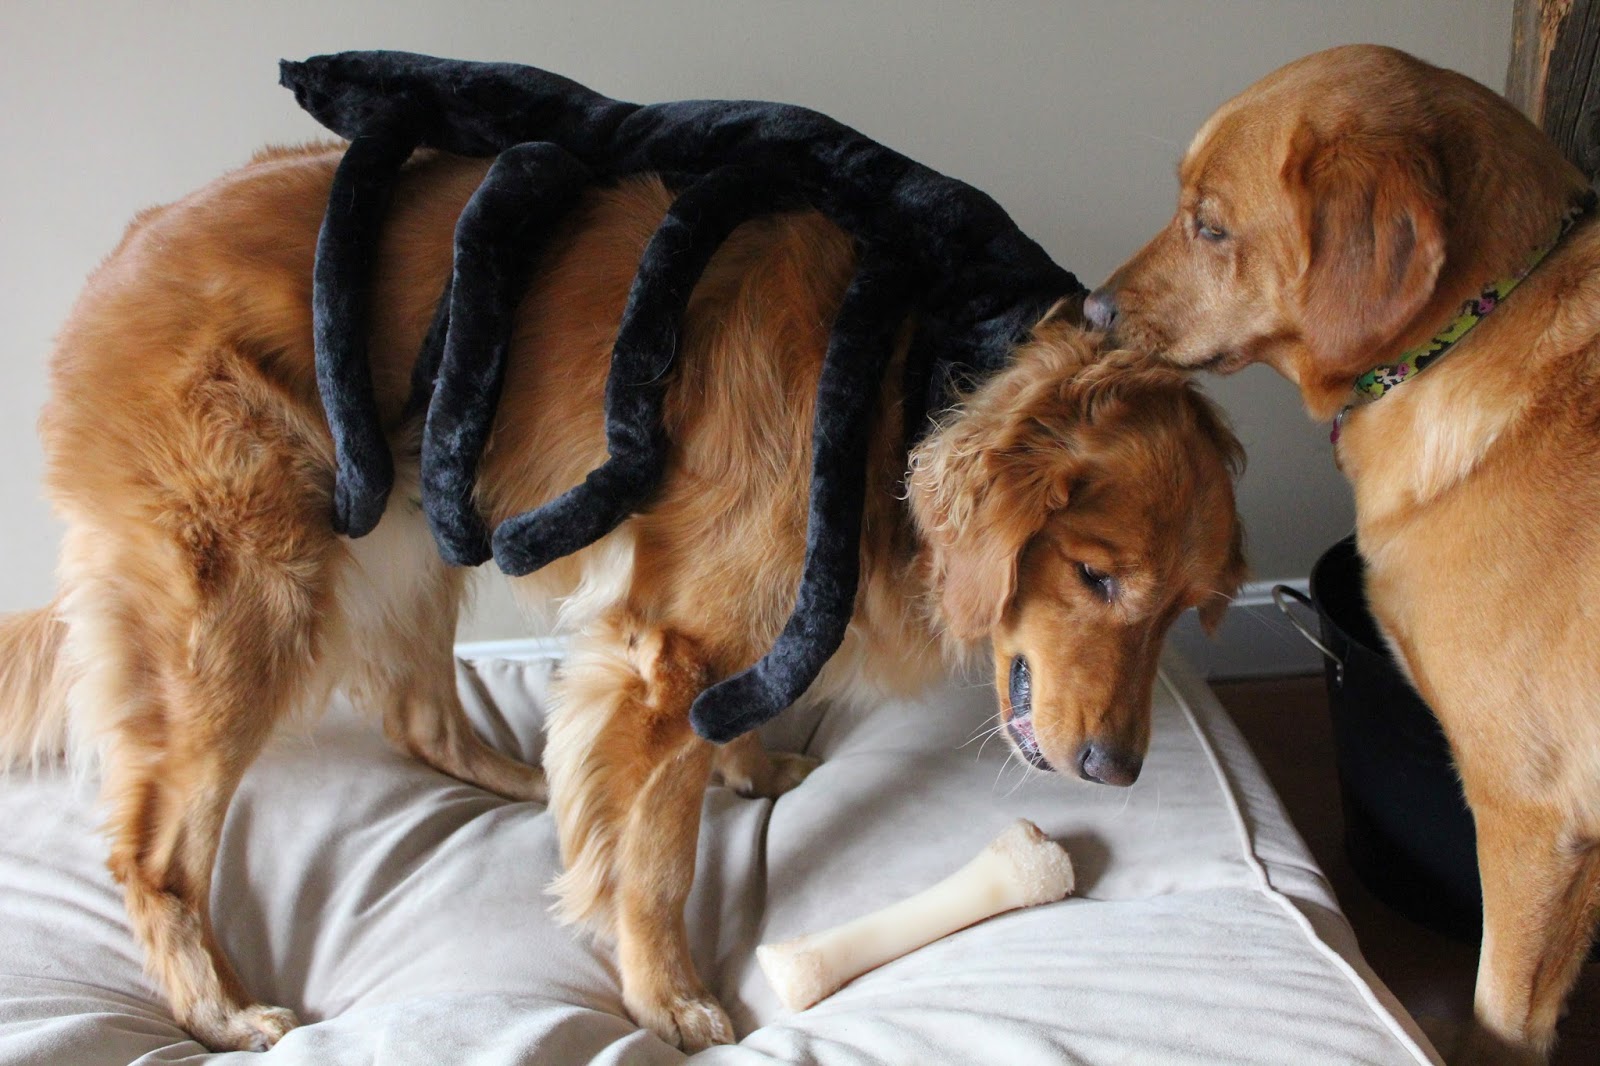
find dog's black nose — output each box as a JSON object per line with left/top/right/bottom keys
{"left": 1076, "top": 740, "right": 1142, "bottom": 787}
{"left": 1083, "top": 287, "right": 1118, "bottom": 331}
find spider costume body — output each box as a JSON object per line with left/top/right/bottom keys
{"left": 279, "top": 51, "right": 1084, "bottom": 743}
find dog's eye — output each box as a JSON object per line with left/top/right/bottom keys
{"left": 1196, "top": 221, "right": 1228, "bottom": 242}
{"left": 1077, "top": 562, "right": 1117, "bottom": 602}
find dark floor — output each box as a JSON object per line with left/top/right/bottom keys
{"left": 1212, "top": 675, "right": 1600, "bottom": 1064}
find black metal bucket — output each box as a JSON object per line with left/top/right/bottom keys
{"left": 1274, "top": 536, "right": 1482, "bottom": 943}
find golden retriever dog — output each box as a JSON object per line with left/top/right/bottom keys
{"left": 1085, "top": 43, "right": 1600, "bottom": 1063}
{"left": 0, "top": 142, "right": 1245, "bottom": 1052}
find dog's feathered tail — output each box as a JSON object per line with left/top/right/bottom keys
{"left": 0, "top": 605, "right": 70, "bottom": 770}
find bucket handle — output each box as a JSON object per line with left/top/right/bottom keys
{"left": 1272, "top": 584, "right": 1345, "bottom": 687}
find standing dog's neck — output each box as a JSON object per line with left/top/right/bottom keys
{"left": 1332, "top": 190, "right": 1597, "bottom": 443}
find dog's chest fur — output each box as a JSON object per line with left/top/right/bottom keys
{"left": 1335, "top": 232, "right": 1600, "bottom": 814}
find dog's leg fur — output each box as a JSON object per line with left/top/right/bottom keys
{"left": 545, "top": 613, "right": 733, "bottom": 1049}
{"left": 612, "top": 680, "right": 728, "bottom": 1050}
{"left": 104, "top": 732, "right": 301, "bottom": 1052}
{"left": 1460, "top": 796, "right": 1600, "bottom": 1063}
{"left": 361, "top": 564, "right": 546, "bottom": 803}
{"left": 0, "top": 605, "right": 71, "bottom": 768}
{"left": 64, "top": 522, "right": 325, "bottom": 1051}
{"left": 711, "top": 733, "right": 818, "bottom": 799}
{"left": 377, "top": 650, "right": 547, "bottom": 803}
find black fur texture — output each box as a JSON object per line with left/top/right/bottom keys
{"left": 421, "top": 142, "right": 592, "bottom": 565}
{"left": 313, "top": 118, "right": 420, "bottom": 536}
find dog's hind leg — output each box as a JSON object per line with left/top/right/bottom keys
{"left": 66, "top": 528, "right": 328, "bottom": 1052}
{"left": 1462, "top": 797, "right": 1600, "bottom": 1063}
{"left": 545, "top": 614, "right": 732, "bottom": 1050}
{"left": 362, "top": 563, "right": 546, "bottom": 803}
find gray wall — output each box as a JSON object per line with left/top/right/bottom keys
{"left": 0, "top": 1, "right": 1511, "bottom": 642}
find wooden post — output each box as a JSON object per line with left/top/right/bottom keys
{"left": 1506, "top": 0, "right": 1600, "bottom": 180}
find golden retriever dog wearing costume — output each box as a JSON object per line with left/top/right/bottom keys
{"left": 0, "top": 144, "right": 1245, "bottom": 1050}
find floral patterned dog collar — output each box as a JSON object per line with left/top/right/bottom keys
{"left": 1332, "top": 191, "right": 1597, "bottom": 444}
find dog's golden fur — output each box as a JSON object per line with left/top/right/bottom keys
{"left": 1093, "top": 43, "right": 1600, "bottom": 1064}
{"left": 0, "top": 142, "right": 1244, "bottom": 1051}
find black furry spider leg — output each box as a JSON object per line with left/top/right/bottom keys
{"left": 314, "top": 120, "right": 421, "bottom": 537}
{"left": 421, "top": 142, "right": 592, "bottom": 566}
{"left": 403, "top": 276, "right": 453, "bottom": 422}
{"left": 689, "top": 252, "right": 913, "bottom": 743}
{"left": 282, "top": 52, "right": 1082, "bottom": 379}
{"left": 491, "top": 166, "right": 791, "bottom": 576}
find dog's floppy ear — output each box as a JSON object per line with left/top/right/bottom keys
{"left": 1197, "top": 595, "right": 1230, "bottom": 636}
{"left": 907, "top": 372, "right": 1078, "bottom": 642}
{"left": 1284, "top": 127, "right": 1446, "bottom": 374}
{"left": 1187, "top": 390, "right": 1248, "bottom": 636}
{"left": 1196, "top": 519, "right": 1247, "bottom": 636}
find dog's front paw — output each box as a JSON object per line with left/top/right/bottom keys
{"left": 187, "top": 1002, "right": 300, "bottom": 1052}
{"left": 627, "top": 986, "right": 735, "bottom": 1051}
{"left": 722, "top": 751, "right": 821, "bottom": 799}
{"left": 761, "top": 752, "right": 821, "bottom": 797}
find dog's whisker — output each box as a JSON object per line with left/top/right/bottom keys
{"left": 1001, "top": 754, "right": 1038, "bottom": 799}
{"left": 973, "top": 723, "right": 1009, "bottom": 763}
{"left": 990, "top": 747, "right": 1019, "bottom": 794}
{"left": 961, "top": 716, "right": 996, "bottom": 741}
{"left": 959, "top": 720, "right": 1004, "bottom": 750}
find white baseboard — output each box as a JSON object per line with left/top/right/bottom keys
{"left": 455, "top": 579, "right": 1327, "bottom": 682}
{"left": 1165, "top": 578, "right": 1326, "bottom": 680}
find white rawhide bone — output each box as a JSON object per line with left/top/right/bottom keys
{"left": 757, "top": 819, "right": 1075, "bottom": 1011}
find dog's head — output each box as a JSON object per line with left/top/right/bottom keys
{"left": 1083, "top": 44, "right": 1588, "bottom": 418}
{"left": 908, "top": 318, "right": 1246, "bottom": 785}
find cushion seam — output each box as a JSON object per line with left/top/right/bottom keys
{"left": 1160, "top": 666, "right": 1438, "bottom": 1065}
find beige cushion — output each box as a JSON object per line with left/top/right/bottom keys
{"left": 0, "top": 649, "right": 1438, "bottom": 1064}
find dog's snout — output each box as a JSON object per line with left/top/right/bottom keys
{"left": 1084, "top": 287, "right": 1119, "bottom": 331}
{"left": 1075, "top": 740, "right": 1142, "bottom": 787}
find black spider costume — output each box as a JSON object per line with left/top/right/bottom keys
{"left": 278, "top": 51, "right": 1084, "bottom": 742}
